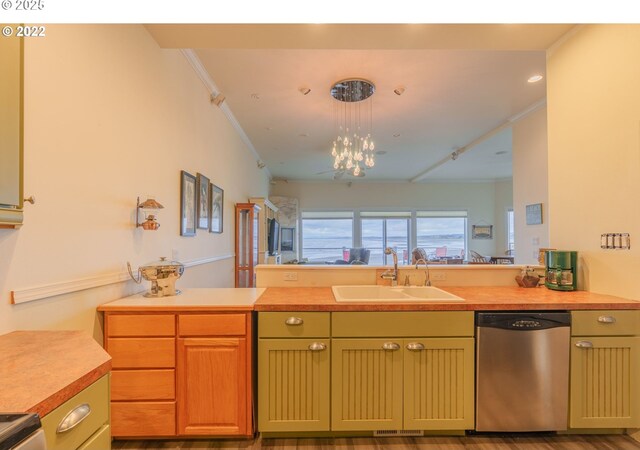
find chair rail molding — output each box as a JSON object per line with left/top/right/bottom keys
{"left": 10, "top": 253, "right": 234, "bottom": 305}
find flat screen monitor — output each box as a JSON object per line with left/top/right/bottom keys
{"left": 268, "top": 218, "right": 280, "bottom": 255}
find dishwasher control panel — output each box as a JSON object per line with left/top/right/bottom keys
{"left": 477, "top": 312, "right": 571, "bottom": 331}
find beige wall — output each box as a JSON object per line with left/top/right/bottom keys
{"left": 547, "top": 25, "right": 640, "bottom": 297}
{"left": 270, "top": 180, "right": 513, "bottom": 257}
{"left": 512, "top": 106, "right": 549, "bottom": 265}
{"left": 0, "top": 25, "right": 269, "bottom": 336}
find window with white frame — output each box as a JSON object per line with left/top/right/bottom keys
{"left": 301, "top": 211, "right": 353, "bottom": 263}
{"left": 361, "top": 212, "right": 411, "bottom": 265}
{"left": 416, "top": 211, "right": 467, "bottom": 260}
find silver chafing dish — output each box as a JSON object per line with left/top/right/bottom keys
{"left": 127, "top": 257, "right": 184, "bottom": 297}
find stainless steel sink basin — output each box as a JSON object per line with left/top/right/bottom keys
{"left": 332, "top": 285, "right": 465, "bottom": 302}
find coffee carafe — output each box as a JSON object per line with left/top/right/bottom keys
{"left": 545, "top": 250, "right": 577, "bottom": 291}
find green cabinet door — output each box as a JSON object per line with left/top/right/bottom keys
{"left": 258, "top": 339, "right": 330, "bottom": 432}
{"left": 570, "top": 336, "right": 640, "bottom": 428}
{"left": 403, "top": 338, "right": 474, "bottom": 430}
{"left": 331, "top": 339, "right": 403, "bottom": 431}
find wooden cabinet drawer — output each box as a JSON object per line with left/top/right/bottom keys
{"left": 258, "top": 312, "right": 330, "bottom": 338}
{"left": 178, "top": 314, "right": 246, "bottom": 336}
{"left": 111, "top": 369, "right": 175, "bottom": 400}
{"left": 332, "top": 311, "right": 474, "bottom": 337}
{"left": 41, "top": 375, "right": 109, "bottom": 450}
{"left": 107, "top": 314, "right": 175, "bottom": 337}
{"left": 108, "top": 338, "right": 175, "bottom": 368}
{"left": 572, "top": 310, "right": 640, "bottom": 336}
{"left": 77, "top": 425, "right": 110, "bottom": 450}
{"left": 111, "top": 402, "right": 175, "bottom": 437}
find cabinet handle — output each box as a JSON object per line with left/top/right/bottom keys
{"left": 575, "top": 340, "right": 594, "bottom": 349}
{"left": 23, "top": 196, "right": 35, "bottom": 205}
{"left": 285, "top": 317, "right": 303, "bottom": 326}
{"left": 598, "top": 315, "right": 616, "bottom": 324}
{"left": 56, "top": 403, "right": 91, "bottom": 433}
{"left": 406, "top": 342, "right": 425, "bottom": 351}
{"left": 308, "top": 342, "right": 326, "bottom": 352}
{"left": 382, "top": 342, "right": 400, "bottom": 351}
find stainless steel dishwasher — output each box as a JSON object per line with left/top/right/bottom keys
{"left": 475, "top": 311, "right": 571, "bottom": 432}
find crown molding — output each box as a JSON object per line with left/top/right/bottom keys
{"left": 180, "top": 49, "right": 272, "bottom": 179}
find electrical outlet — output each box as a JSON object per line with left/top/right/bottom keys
{"left": 432, "top": 273, "right": 446, "bottom": 281}
{"left": 283, "top": 272, "right": 298, "bottom": 281}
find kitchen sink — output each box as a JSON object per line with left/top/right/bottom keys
{"left": 332, "top": 285, "right": 465, "bottom": 302}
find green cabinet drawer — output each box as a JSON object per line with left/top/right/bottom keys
{"left": 41, "top": 375, "right": 109, "bottom": 450}
{"left": 332, "top": 312, "right": 474, "bottom": 337}
{"left": 77, "top": 425, "right": 110, "bottom": 450}
{"left": 259, "top": 312, "right": 330, "bottom": 338}
{"left": 572, "top": 310, "right": 640, "bottom": 336}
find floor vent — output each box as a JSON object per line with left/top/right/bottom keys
{"left": 373, "top": 430, "right": 424, "bottom": 437}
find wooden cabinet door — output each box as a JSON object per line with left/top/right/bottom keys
{"left": 331, "top": 339, "right": 403, "bottom": 431}
{"left": 403, "top": 338, "right": 474, "bottom": 430}
{"left": 177, "top": 338, "right": 248, "bottom": 435}
{"left": 570, "top": 336, "right": 640, "bottom": 428}
{"left": 258, "top": 339, "right": 330, "bottom": 432}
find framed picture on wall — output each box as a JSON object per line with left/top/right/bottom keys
{"left": 281, "top": 227, "right": 294, "bottom": 252}
{"left": 209, "top": 183, "right": 223, "bottom": 233}
{"left": 472, "top": 224, "right": 493, "bottom": 239}
{"left": 196, "top": 173, "right": 210, "bottom": 230}
{"left": 526, "top": 203, "right": 543, "bottom": 225}
{"left": 180, "top": 170, "right": 196, "bottom": 236}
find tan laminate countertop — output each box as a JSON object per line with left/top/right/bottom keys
{"left": 0, "top": 331, "right": 112, "bottom": 417}
{"left": 254, "top": 286, "right": 640, "bottom": 311}
{"left": 97, "top": 287, "right": 265, "bottom": 312}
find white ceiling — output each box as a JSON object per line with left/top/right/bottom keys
{"left": 147, "top": 25, "right": 573, "bottom": 182}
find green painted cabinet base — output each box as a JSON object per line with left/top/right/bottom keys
{"left": 331, "top": 339, "right": 403, "bottom": 431}
{"left": 258, "top": 339, "right": 330, "bottom": 432}
{"left": 404, "top": 338, "right": 475, "bottom": 430}
{"left": 570, "top": 336, "right": 640, "bottom": 429}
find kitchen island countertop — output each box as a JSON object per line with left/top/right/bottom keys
{"left": 254, "top": 286, "right": 640, "bottom": 311}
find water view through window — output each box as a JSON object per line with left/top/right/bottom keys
{"left": 301, "top": 218, "right": 353, "bottom": 263}
{"left": 301, "top": 211, "right": 467, "bottom": 264}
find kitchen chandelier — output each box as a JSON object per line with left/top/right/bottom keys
{"left": 330, "top": 79, "right": 376, "bottom": 177}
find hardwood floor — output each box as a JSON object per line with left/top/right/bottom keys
{"left": 112, "top": 434, "right": 640, "bottom": 450}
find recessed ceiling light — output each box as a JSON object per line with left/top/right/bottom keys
{"left": 376, "top": 150, "right": 387, "bottom": 155}
{"left": 265, "top": 127, "right": 272, "bottom": 131}
{"left": 298, "top": 87, "right": 311, "bottom": 95}
{"left": 527, "top": 75, "right": 543, "bottom": 83}
{"left": 393, "top": 86, "right": 406, "bottom": 96}
{"left": 393, "top": 133, "right": 401, "bottom": 138}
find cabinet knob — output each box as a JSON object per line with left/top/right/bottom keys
{"left": 575, "top": 340, "right": 594, "bottom": 349}
{"left": 382, "top": 342, "right": 400, "bottom": 351}
{"left": 406, "top": 342, "right": 425, "bottom": 351}
{"left": 56, "top": 403, "right": 91, "bottom": 433}
{"left": 285, "top": 317, "right": 303, "bottom": 326}
{"left": 308, "top": 342, "right": 326, "bottom": 352}
{"left": 597, "top": 315, "right": 616, "bottom": 324}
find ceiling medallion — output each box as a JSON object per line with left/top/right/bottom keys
{"left": 330, "top": 79, "right": 377, "bottom": 178}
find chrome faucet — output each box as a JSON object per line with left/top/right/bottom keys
{"left": 381, "top": 247, "right": 398, "bottom": 286}
{"left": 415, "top": 258, "right": 432, "bottom": 286}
